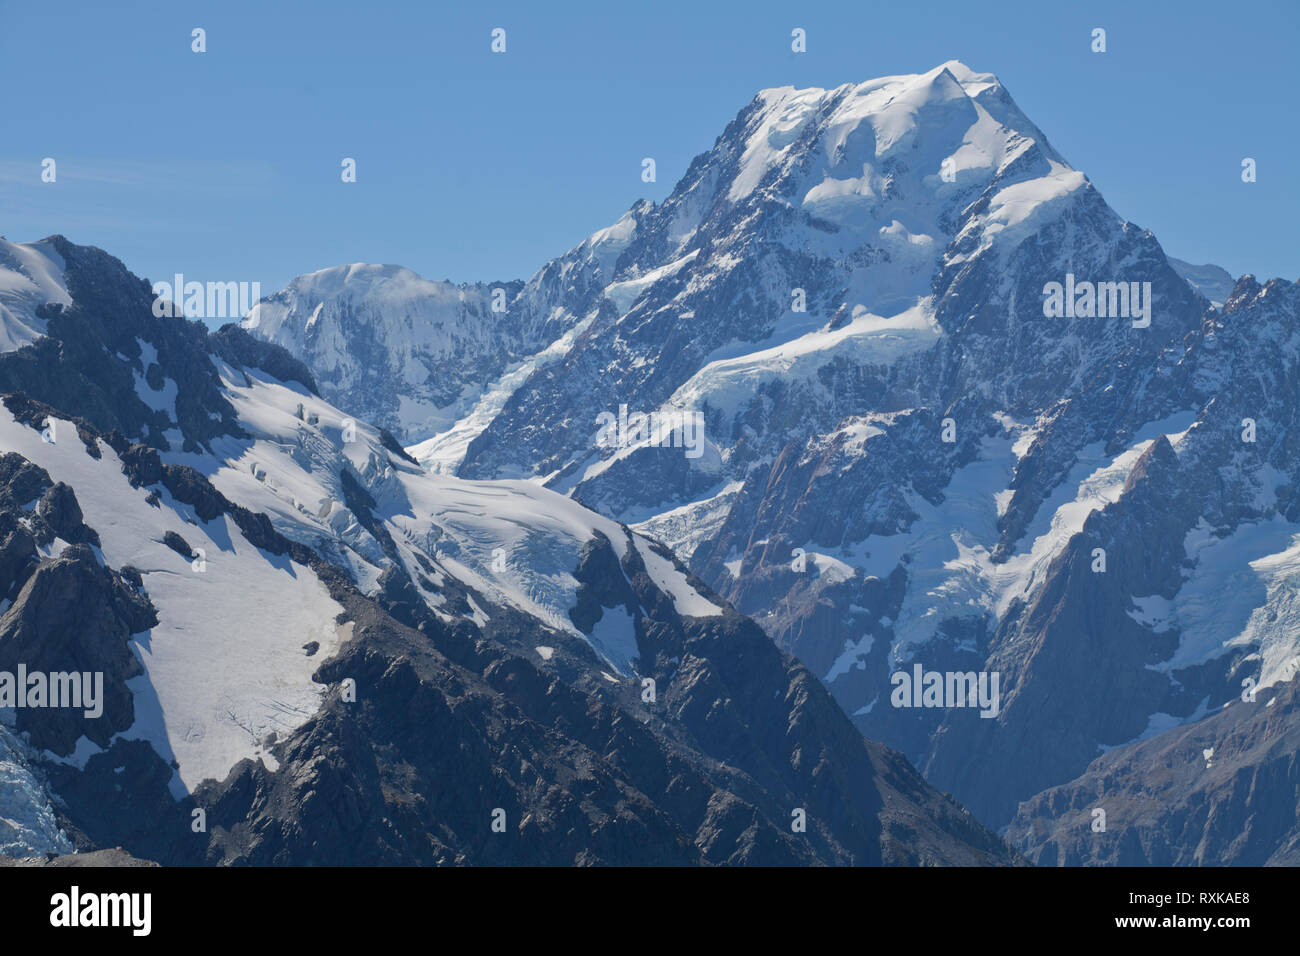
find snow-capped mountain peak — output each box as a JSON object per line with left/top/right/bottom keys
{"left": 731, "top": 60, "right": 1058, "bottom": 211}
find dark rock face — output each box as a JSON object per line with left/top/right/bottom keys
{"left": 568, "top": 531, "right": 641, "bottom": 634}
{"left": 1009, "top": 676, "right": 1300, "bottom": 866}
{"left": 0, "top": 537, "right": 155, "bottom": 754}
{"left": 161, "top": 530, "right": 193, "bottom": 559}
{"left": 45, "top": 738, "right": 187, "bottom": 864}
{"left": 0, "top": 453, "right": 53, "bottom": 509}
{"left": 0, "top": 452, "right": 153, "bottom": 758}
{"left": 37, "top": 482, "right": 99, "bottom": 547}
{"left": 210, "top": 323, "right": 318, "bottom": 395}
{"left": 0, "top": 237, "right": 245, "bottom": 453}
{"left": 916, "top": 439, "right": 1190, "bottom": 825}
{"left": 377, "top": 428, "right": 419, "bottom": 466}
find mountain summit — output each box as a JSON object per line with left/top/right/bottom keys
{"left": 249, "top": 62, "right": 1299, "bottom": 854}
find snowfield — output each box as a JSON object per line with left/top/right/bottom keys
{"left": 0, "top": 406, "right": 346, "bottom": 796}
{"left": 169, "top": 362, "right": 727, "bottom": 671}
{"left": 0, "top": 354, "right": 732, "bottom": 795}
{"left": 671, "top": 303, "right": 942, "bottom": 427}
{"left": 0, "top": 239, "right": 71, "bottom": 353}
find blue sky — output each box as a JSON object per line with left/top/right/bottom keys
{"left": 3, "top": 0, "right": 1296, "bottom": 300}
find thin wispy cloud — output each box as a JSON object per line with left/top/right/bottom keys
{"left": 0, "top": 157, "right": 277, "bottom": 191}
